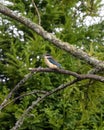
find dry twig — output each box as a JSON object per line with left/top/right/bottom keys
{"left": 32, "top": 0, "right": 41, "bottom": 25}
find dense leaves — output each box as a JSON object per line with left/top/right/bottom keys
{"left": 0, "top": 0, "right": 104, "bottom": 129}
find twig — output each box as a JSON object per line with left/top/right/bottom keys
{"left": 32, "top": 0, "right": 41, "bottom": 25}
{"left": 83, "top": 79, "right": 94, "bottom": 109}
{"left": 88, "top": 67, "right": 104, "bottom": 74}
{"left": 0, "top": 72, "right": 33, "bottom": 111}
{"left": 10, "top": 78, "right": 79, "bottom": 130}
{"left": 2, "top": 90, "right": 47, "bottom": 109}
{"left": 29, "top": 68, "right": 104, "bottom": 82}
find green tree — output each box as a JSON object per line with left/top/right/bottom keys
{"left": 0, "top": 0, "right": 104, "bottom": 130}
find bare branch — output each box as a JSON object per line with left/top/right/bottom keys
{"left": 0, "top": 3, "right": 104, "bottom": 70}
{"left": 32, "top": 0, "right": 41, "bottom": 25}
{"left": 0, "top": 72, "right": 33, "bottom": 111}
{"left": 10, "top": 79, "right": 79, "bottom": 130}
{"left": 2, "top": 90, "right": 47, "bottom": 109}
{"left": 29, "top": 68, "right": 104, "bottom": 82}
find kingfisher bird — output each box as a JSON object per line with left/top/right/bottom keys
{"left": 44, "top": 54, "right": 61, "bottom": 69}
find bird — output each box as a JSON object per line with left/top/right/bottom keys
{"left": 44, "top": 54, "right": 61, "bottom": 69}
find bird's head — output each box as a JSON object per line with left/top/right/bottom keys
{"left": 43, "top": 54, "right": 51, "bottom": 58}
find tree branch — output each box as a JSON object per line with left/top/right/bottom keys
{"left": 32, "top": 0, "right": 41, "bottom": 25}
{"left": 2, "top": 90, "right": 47, "bottom": 109}
{"left": 29, "top": 68, "right": 104, "bottom": 82}
{"left": 0, "top": 3, "right": 104, "bottom": 70}
{"left": 88, "top": 67, "right": 103, "bottom": 74}
{"left": 0, "top": 72, "right": 33, "bottom": 111}
{"left": 10, "top": 78, "right": 79, "bottom": 130}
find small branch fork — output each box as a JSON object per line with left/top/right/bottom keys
{"left": 0, "top": 73, "right": 34, "bottom": 111}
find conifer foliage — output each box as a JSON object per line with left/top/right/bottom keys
{"left": 0, "top": 0, "right": 104, "bottom": 129}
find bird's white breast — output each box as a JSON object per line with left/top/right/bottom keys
{"left": 44, "top": 57, "right": 58, "bottom": 69}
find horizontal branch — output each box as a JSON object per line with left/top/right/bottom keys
{"left": 0, "top": 4, "right": 104, "bottom": 70}
{"left": 29, "top": 67, "right": 104, "bottom": 83}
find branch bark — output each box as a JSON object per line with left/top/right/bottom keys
{"left": 2, "top": 90, "right": 47, "bottom": 109}
{"left": 0, "top": 3, "right": 104, "bottom": 70}
{"left": 29, "top": 68, "right": 104, "bottom": 82}
{"left": 0, "top": 72, "right": 33, "bottom": 111}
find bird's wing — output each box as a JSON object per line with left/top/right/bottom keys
{"left": 48, "top": 57, "right": 61, "bottom": 67}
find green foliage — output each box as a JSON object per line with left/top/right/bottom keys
{"left": 0, "top": 0, "right": 104, "bottom": 129}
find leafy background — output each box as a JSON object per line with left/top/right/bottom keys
{"left": 0, "top": 0, "right": 104, "bottom": 129}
